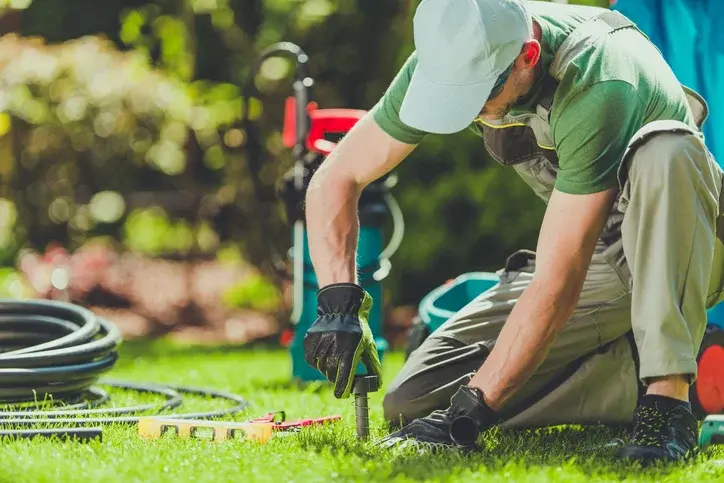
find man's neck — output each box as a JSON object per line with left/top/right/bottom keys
{"left": 507, "top": 20, "right": 547, "bottom": 115}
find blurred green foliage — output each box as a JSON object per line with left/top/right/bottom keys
{"left": 0, "top": 266, "right": 32, "bottom": 298}
{"left": 222, "top": 272, "right": 282, "bottom": 312}
{"left": 0, "top": 0, "right": 610, "bottom": 307}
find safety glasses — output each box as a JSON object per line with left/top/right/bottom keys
{"left": 487, "top": 63, "right": 514, "bottom": 101}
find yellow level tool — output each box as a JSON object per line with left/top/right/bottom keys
{"left": 138, "top": 417, "right": 274, "bottom": 443}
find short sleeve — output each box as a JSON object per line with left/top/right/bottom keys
{"left": 370, "top": 52, "right": 429, "bottom": 145}
{"left": 552, "top": 81, "right": 646, "bottom": 194}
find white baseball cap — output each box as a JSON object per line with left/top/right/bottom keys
{"left": 400, "top": 0, "right": 533, "bottom": 134}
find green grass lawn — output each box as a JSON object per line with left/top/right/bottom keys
{"left": 0, "top": 340, "right": 722, "bottom": 482}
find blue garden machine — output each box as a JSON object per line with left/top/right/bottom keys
{"left": 244, "top": 43, "right": 404, "bottom": 382}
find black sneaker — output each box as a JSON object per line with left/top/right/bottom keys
{"left": 616, "top": 395, "right": 699, "bottom": 465}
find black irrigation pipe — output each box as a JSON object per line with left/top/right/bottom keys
{"left": 0, "top": 300, "right": 250, "bottom": 442}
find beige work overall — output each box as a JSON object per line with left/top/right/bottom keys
{"left": 383, "top": 11, "right": 724, "bottom": 429}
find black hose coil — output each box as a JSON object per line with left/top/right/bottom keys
{"left": 0, "top": 299, "right": 120, "bottom": 404}
{"left": 0, "top": 299, "right": 249, "bottom": 434}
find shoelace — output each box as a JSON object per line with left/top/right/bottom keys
{"left": 425, "top": 405, "right": 466, "bottom": 427}
{"left": 631, "top": 405, "right": 672, "bottom": 447}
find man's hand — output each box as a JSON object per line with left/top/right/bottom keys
{"left": 303, "top": 283, "right": 382, "bottom": 399}
{"left": 376, "top": 385, "right": 501, "bottom": 451}
{"left": 469, "top": 186, "right": 619, "bottom": 410}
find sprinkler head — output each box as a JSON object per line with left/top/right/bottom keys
{"left": 353, "top": 375, "right": 379, "bottom": 440}
{"left": 352, "top": 375, "right": 380, "bottom": 395}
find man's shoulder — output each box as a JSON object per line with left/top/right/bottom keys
{"left": 550, "top": 22, "right": 692, "bottom": 129}
{"left": 370, "top": 52, "right": 429, "bottom": 145}
{"left": 533, "top": 1, "right": 672, "bottom": 90}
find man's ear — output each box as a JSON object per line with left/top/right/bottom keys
{"left": 517, "top": 40, "right": 541, "bottom": 69}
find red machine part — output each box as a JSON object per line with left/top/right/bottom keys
{"left": 283, "top": 96, "right": 366, "bottom": 156}
{"left": 696, "top": 344, "right": 724, "bottom": 414}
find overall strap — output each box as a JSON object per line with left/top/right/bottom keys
{"left": 682, "top": 85, "right": 709, "bottom": 129}
{"left": 548, "top": 10, "right": 710, "bottom": 129}
{"left": 549, "top": 10, "right": 637, "bottom": 80}
{"left": 536, "top": 10, "right": 638, "bottom": 123}
{"left": 536, "top": 76, "right": 558, "bottom": 121}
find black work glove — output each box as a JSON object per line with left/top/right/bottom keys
{"left": 303, "top": 283, "right": 383, "bottom": 399}
{"left": 376, "top": 385, "right": 501, "bottom": 451}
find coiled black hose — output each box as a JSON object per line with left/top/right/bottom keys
{"left": 0, "top": 300, "right": 250, "bottom": 440}
{"left": 0, "top": 300, "right": 120, "bottom": 403}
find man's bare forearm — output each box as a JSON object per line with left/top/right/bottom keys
{"left": 303, "top": 115, "right": 417, "bottom": 289}
{"left": 468, "top": 274, "right": 582, "bottom": 410}
{"left": 305, "top": 166, "right": 361, "bottom": 286}
{"left": 467, "top": 187, "right": 617, "bottom": 411}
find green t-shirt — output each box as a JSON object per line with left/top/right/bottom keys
{"left": 370, "top": 2, "right": 698, "bottom": 195}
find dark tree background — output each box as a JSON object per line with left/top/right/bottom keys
{"left": 0, "top": 0, "right": 608, "bottom": 313}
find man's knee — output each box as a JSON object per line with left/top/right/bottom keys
{"left": 381, "top": 351, "right": 445, "bottom": 427}
{"left": 627, "top": 130, "right": 706, "bottom": 186}
{"left": 382, "top": 383, "right": 411, "bottom": 427}
{"left": 622, "top": 120, "right": 714, "bottom": 195}
{"left": 622, "top": 126, "right": 722, "bottom": 226}
{"left": 381, "top": 344, "right": 434, "bottom": 426}
{"left": 382, "top": 375, "right": 463, "bottom": 428}
{"left": 381, "top": 336, "right": 489, "bottom": 426}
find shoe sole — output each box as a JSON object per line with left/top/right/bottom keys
{"left": 615, "top": 446, "right": 694, "bottom": 466}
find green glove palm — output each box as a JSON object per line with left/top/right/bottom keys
{"left": 303, "top": 283, "right": 383, "bottom": 399}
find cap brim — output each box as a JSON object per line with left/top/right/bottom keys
{"left": 399, "top": 68, "right": 496, "bottom": 134}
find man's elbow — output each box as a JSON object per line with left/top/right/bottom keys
{"left": 306, "top": 161, "right": 361, "bottom": 206}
